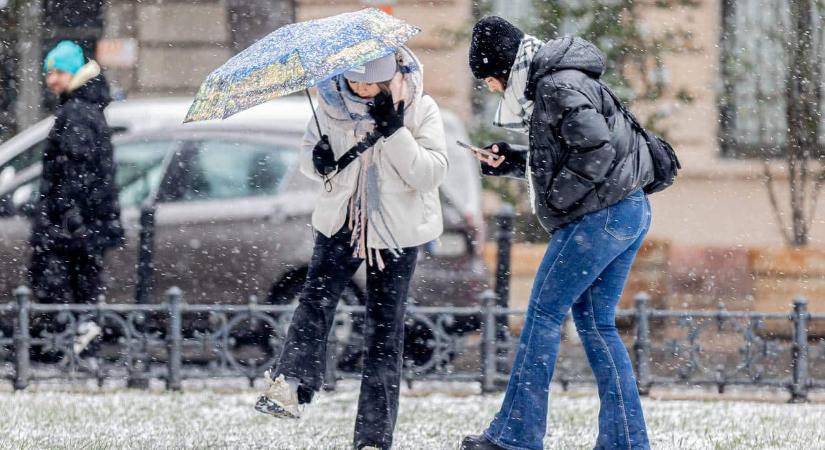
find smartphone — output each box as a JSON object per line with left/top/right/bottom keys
{"left": 456, "top": 140, "right": 500, "bottom": 160}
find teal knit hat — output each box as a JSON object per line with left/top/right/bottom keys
{"left": 43, "top": 41, "right": 85, "bottom": 75}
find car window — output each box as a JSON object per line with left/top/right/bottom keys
{"left": 0, "top": 140, "right": 47, "bottom": 187}
{"left": 173, "top": 140, "right": 297, "bottom": 202}
{"left": 1, "top": 179, "right": 37, "bottom": 215}
{"left": 115, "top": 140, "right": 176, "bottom": 208}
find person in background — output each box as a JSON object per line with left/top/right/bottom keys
{"left": 30, "top": 40, "right": 124, "bottom": 357}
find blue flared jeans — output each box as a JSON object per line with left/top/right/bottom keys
{"left": 484, "top": 191, "right": 652, "bottom": 450}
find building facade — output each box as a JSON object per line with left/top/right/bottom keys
{"left": 1, "top": 0, "right": 473, "bottom": 135}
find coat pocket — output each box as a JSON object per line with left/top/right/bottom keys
{"left": 546, "top": 167, "right": 595, "bottom": 211}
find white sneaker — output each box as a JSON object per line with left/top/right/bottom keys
{"left": 360, "top": 447, "right": 380, "bottom": 450}
{"left": 73, "top": 321, "right": 102, "bottom": 355}
{"left": 254, "top": 370, "right": 302, "bottom": 419}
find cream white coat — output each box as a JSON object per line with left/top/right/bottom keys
{"left": 299, "top": 94, "right": 448, "bottom": 249}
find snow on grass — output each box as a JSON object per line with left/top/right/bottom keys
{"left": 1, "top": 381, "right": 824, "bottom": 449}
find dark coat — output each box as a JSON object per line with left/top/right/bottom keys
{"left": 484, "top": 37, "right": 653, "bottom": 233}
{"left": 30, "top": 74, "right": 124, "bottom": 255}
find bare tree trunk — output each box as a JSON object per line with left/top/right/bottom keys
{"left": 786, "top": 0, "right": 818, "bottom": 246}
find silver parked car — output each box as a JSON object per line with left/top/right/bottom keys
{"left": 0, "top": 97, "right": 489, "bottom": 326}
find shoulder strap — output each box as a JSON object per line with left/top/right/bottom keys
{"left": 597, "top": 80, "right": 645, "bottom": 134}
{"left": 321, "top": 131, "right": 382, "bottom": 192}
{"left": 334, "top": 131, "right": 381, "bottom": 173}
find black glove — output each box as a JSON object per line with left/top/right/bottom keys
{"left": 368, "top": 92, "right": 405, "bottom": 137}
{"left": 312, "top": 135, "right": 336, "bottom": 176}
{"left": 479, "top": 142, "right": 527, "bottom": 177}
{"left": 486, "top": 142, "right": 514, "bottom": 158}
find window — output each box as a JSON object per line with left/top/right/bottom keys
{"left": 173, "top": 139, "right": 297, "bottom": 202}
{"left": 719, "top": 0, "right": 825, "bottom": 157}
{"left": 115, "top": 140, "right": 175, "bottom": 208}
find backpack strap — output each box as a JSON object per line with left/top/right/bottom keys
{"left": 597, "top": 80, "right": 646, "bottom": 135}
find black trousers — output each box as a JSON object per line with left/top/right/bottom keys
{"left": 29, "top": 248, "right": 104, "bottom": 305}
{"left": 28, "top": 248, "right": 105, "bottom": 358}
{"left": 273, "top": 226, "right": 418, "bottom": 450}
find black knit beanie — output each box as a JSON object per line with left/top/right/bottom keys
{"left": 469, "top": 16, "right": 525, "bottom": 80}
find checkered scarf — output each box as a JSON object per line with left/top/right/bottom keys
{"left": 493, "top": 35, "right": 544, "bottom": 213}
{"left": 493, "top": 35, "right": 545, "bottom": 134}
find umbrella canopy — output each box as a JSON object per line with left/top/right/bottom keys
{"left": 184, "top": 8, "right": 419, "bottom": 123}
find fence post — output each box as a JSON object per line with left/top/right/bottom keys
{"left": 13, "top": 286, "right": 31, "bottom": 391}
{"left": 790, "top": 297, "right": 809, "bottom": 403}
{"left": 480, "top": 290, "right": 497, "bottom": 393}
{"left": 166, "top": 287, "right": 183, "bottom": 391}
{"left": 494, "top": 205, "right": 514, "bottom": 373}
{"left": 135, "top": 204, "right": 156, "bottom": 305}
{"left": 633, "top": 292, "right": 652, "bottom": 396}
{"left": 127, "top": 313, "right": 150, "bottom": 389}
{"left": 494, "top": 204, "right": 514, "bottom": 308}
{"left": 94, "top": 294, "right": 106, "bottom": 387}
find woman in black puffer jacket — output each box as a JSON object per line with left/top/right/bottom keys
{"left": 460, "top": 17, "right": 654, "bottom": 450}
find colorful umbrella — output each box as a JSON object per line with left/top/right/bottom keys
{"left": 184, "top": 8, "right": 420, "bottom": 125}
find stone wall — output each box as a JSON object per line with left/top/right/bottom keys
{"left": 484, "top": 241, "right": 825, "bottom": 321}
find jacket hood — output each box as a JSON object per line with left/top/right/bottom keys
{"left": 62, "top": 61, "right": 111, "bottom": 109}
{"left": 525, "top": 37, "right": 605, "bottom": 99}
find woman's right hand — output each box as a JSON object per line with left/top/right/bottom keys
{"left": 312, "top": 135, "right": 336, "bottom": 175}
{"left": 471, "top": 142, "right": 509, "bottom": 169}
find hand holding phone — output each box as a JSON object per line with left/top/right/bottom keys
{"left": 457, "top": 140, "right": 507, "bottom": 168}
{"left": 456, "top": 140, "right": 500, "bottom": 159}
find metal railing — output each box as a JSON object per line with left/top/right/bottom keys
{"left": 1, "top": 285, "right": 823, "bottom": 401}
{"left": 2, "top": 205, "right": 824, "bottom": 400}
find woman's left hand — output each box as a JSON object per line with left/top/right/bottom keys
{"left": 472, "top": 143, "right": 507, "bottom": 169}
{"left": 368, "top": 92, "right": 405, "bottom": 137}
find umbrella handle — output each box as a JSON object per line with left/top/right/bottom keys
{"left": 305, "top": 89, "right": 324, "bottom": 139}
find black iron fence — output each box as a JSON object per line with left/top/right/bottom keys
{"left": 2, "top": 206, "right": 824, "bottom": 399}
{"left": 2, "top": 285, "right": 824, "bottom": 401}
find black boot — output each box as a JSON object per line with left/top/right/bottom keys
{"left": 460, "top": 435, "right": 506, "bottom": 450}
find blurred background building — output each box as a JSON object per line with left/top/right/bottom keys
{"left": 0, "top": 0, "right": 474, "bottom": 134}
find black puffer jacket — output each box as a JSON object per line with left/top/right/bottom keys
{"left": 30, "top": 74, "right": 124, "bottom": 254}
{"left": 485, "top": 37, "right": 653, "bottom": 233}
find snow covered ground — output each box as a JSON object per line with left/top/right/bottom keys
{"left": 1, "top": 380, "right": 824, "bottom": 450}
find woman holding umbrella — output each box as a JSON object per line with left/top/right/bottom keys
{"left": 255, "top": 47, "right": 448, "bottom": 450}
